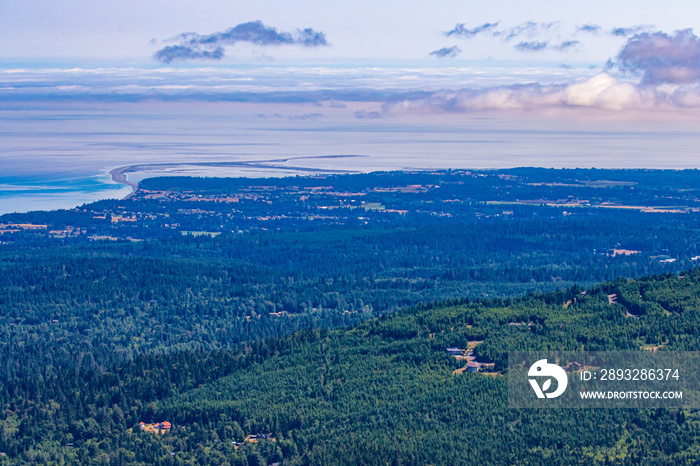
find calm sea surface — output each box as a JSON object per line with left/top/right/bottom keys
{"left": 2, "top": 105, "right": 700, "bottom": 214}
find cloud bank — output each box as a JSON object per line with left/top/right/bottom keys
{"left": 9, "top": 27, "right": 700, "bottom": 120}
{"left": 154, "top": 21, "right": 328, "bottom": 63}
{"left": 368, "top": 30, "right": 700, "bottom": 116}
{"left": 381, "top": 73, "right": 657, "bottom": 115}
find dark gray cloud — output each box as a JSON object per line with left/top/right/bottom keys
{"left": 617, "top": 29, "right": 700, "bottom": 84}
{"left": 154, "top": 21, "right": 328, "bottom": 63}
{"left": 445, "top": 22, "right": 499, "bottom": 39}
{"left": 577, "top": 24, "right": 601, "bottom": 34}
{"left": 430, "top": 46, "right": 462, "bottom": 58}
{"left": 514, "top": 41, "right": 548, "bottom": 52}
{"left": 610, "top": 26, "right": 652, "bottom": 37}
{"left": 553, "top": 40, "right": 580, "bottom": 52}
{"left": 181, "top": 21, "right": 327, "bottom": 47}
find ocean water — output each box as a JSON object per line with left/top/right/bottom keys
{"left": 3, "top": 103, "right": 700, "bottom": 215}
{"left": 0, "top": 175, "right": 132, "bottom": 215}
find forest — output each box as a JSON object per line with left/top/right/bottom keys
{"left": 0, "top": 271, "right": 699, "bottom": 464}
{"left": 1, "top": 169, "right": 700, "bottom": 463}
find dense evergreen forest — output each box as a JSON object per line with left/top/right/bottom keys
{"left": 1, "top": 169, "right": 700, "bottom": 463}
{"left": 1, "top": 271, "right": 700, "bottom": 464}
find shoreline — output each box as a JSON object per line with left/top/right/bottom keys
{"left": 107, "top": 155, "right": 366, "bottom": 198}
{"left": 108, "top": 167, "right": 139, "bottom": 196}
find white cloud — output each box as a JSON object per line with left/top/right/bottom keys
{"left": 382, "top": 73, "right": 681, "bottom": 115}
{"left": 562, "top": 73, "right": 647, "bottom": 109}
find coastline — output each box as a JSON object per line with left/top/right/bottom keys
{"left": 107, "top": 155, "right": 367, "bottom": 198}
{"left": 3, "top": 155, "right": 367, "bottom": 215}
{"left": 108, "top": 166, "right": 139, "bottom": 196}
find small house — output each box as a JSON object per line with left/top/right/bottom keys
{"left": 465, "top": 362, "right": 480, "bottom": 373}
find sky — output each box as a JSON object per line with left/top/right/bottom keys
{"left": 3, "top": 0, "right": 700, "bottom": 119}
{"left": 1, "top": 0, "right": 699, "bottom": 62}
{"left": 4, "top": 0, "right": 700, "bottom": 214}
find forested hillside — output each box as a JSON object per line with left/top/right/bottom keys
{"left": 0, "top": 271, "right": 699, "bottom": 464}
